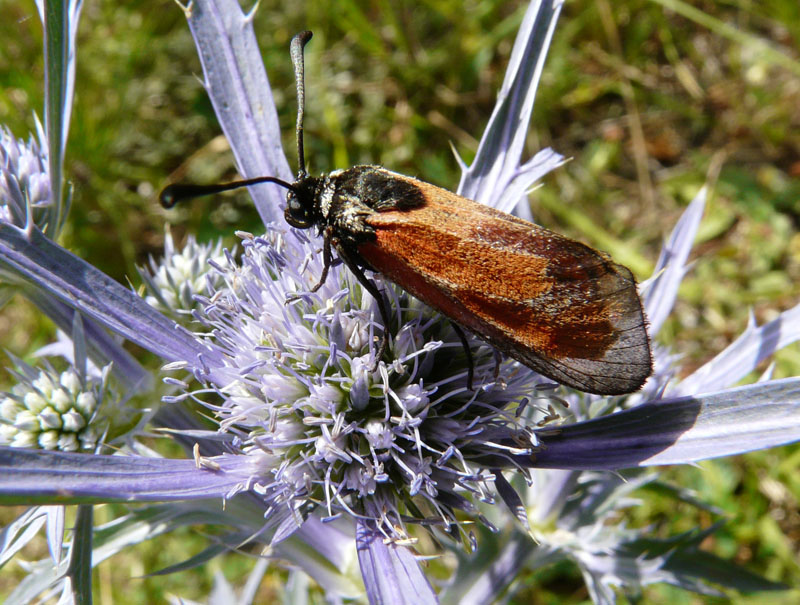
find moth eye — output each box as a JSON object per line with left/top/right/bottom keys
{"left": 286, "top": 195, "right": 303, "bottom": 217}
{"left": 284, "top": 194, "right": 313, "bottom": 229}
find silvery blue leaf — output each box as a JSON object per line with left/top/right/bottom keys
{"left": 181, "top": 0, "right": 291, "bottom": 223}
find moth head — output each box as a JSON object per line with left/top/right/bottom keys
{"left": 284, "top": 175, "right": 321, "bottom": 229}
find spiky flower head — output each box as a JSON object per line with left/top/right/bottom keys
{"left": 0, "top": 123, "right": 51, "bottom": 227}
{"left": 0, "top": 358, "right": 113, "bottom": 452}
{"left": 139, "top": 226, "right": 227, "bottom": 320}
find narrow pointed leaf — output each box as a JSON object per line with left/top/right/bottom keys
{"left": 182, "top": 0, "right": 291, "bottom": 223}
{"left": 674, "top": 303, "right": 800, "bottom": 396}
{"left": 0, "top": 507, "right": 48, "bottom": 567}
{"left": 40, "top": 0, "right": 78, "bottom": 233}
{"left": 458, "top": 0, "right": 564, "bottom": 208}
{"left": 665, "top": 548, "right": 788, "bottom": 592}
{"left": 148, "top": 542, "right": 229, "bottom": 576}
{"left": 528, "top": 378, "right": 800, "bottom": 469}
{"left": 0, "top": 447, "right": 251, "bottom": 504}
{"left": 0, "top": 225, "right": 208, "bottom": 364}
{"left": 67, "top": 505, "right": 93, "bottom": 605}
{"left": 356, "top": 519, "right": 437, "bottom": 605}
{"left": 45, "top": 505, "right": 65, "bottom": 564}
{"left": 643, "top": 188, "right": 706, "bottom": 334}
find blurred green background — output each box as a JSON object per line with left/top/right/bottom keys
{"left": 1, "top": 0, "right": 799, "bottom": 602}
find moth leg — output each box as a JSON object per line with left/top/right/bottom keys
{"left": 308, "top": 227, "right": 335, "bottom": 293}
{"left": 493, "top": 349, "right": 502, "bottom": 380}
{"left": 336, "top": 246, "right": 391, "bottom": 370}
{"left": 450, "top": 323, "right": 474, "bottom": 391}
{"left": 286, "top": 227, "right": 335, "bottom": 304}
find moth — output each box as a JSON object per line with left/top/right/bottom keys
{"left": 161, "top": 31, "right": 652, "bottom": 396}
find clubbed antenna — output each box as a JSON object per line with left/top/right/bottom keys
{"left": 290, "top": 31, "right": 313, "bottom": 177}
{"left": 159, "top": 176, "right": 296, "bottom": 208}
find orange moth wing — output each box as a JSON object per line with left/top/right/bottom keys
{"left": 359, "top": 174, "right": 652, "bottom": 395}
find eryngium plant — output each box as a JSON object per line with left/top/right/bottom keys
{"left": 1, "top": 1, "right": 799, "bottom": 603}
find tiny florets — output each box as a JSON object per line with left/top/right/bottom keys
{"left": 0, "top": 363, "right": 112, "bottom": 452}
{"left": 139, "top": 227, "right": 228, "bottom": 320}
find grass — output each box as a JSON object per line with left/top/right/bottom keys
{"left": 1, "top": 0, "right": 799, "bottom": 602}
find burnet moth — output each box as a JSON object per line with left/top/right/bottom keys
{"left": 161, "top": 31, "right": 653, "bottom": 396}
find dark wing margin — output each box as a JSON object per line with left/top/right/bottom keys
{"left": 457, "top": 259, "right": 652, "bottom": 394}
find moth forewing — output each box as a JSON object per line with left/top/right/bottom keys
{"left": 349, "top": 169, "right": 652, "bottom": 395}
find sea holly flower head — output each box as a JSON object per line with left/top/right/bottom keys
{"left": 0, "top": 342, "right": 125, "bottom": 453}
{"left": 0, "top": 362, "right": 104, "bottom": 451}
{"left": 0, "top": 123, "right": 51, "bottom": 229}
{"left": 139, "top": 226, "right": 228, "bottom": 320}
